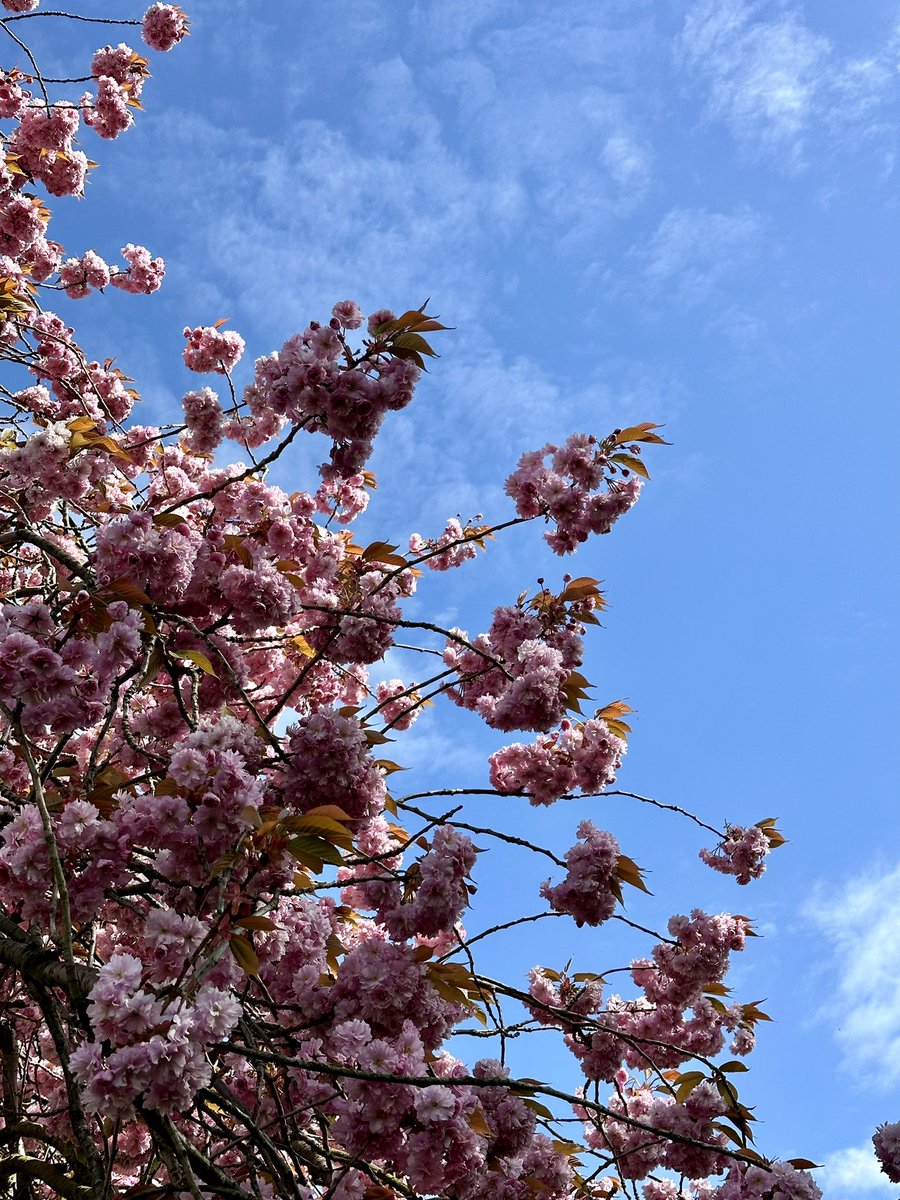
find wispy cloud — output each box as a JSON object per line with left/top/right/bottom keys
{"left": 679, "top": 0, "right": 900, "bottom": 171}
{"left": 628, "top": 205, "right": 766, "bottom": 307}
{"left": 678, "top": 0, "right": 831, "bottom": 165}
{"left": 820, "top": 1141, "right": 895, "bottom": 1197}
{"left": 806, "top": 862, "right": 900, "bottom": 1085}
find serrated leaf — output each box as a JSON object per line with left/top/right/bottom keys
{"left": 712, "top": 1121, "right": 747, "bottom": 1148}
{"left": 362, "top": 539, "right": 398, "bottom": 558}
{"left": 104, "top": 578, "right": 151, "bottom": 607}
{"left": 468, "top": 1107, "right": 493, "bottom": 1138}
{"left": 67, "top": 415, "right": 99, "bottom": 433}
{"left": 610, "top": 452, "right": 650, "bottom": 480}
{"left": 616, "top": 854, "right": 651, "bottom": 894}
{"left": 178, "top": 649, "right": 217, "bottom": 676}
{"left": 303, "top": 804, "right": 352, "bottom": 822}
{"left": 430, "top": 976, "right": 472, "bottom": 1008}
{"left": 741, "top": 1000, "right": 772, "bottom": 1023}
{"left": 374, "top": 758, "right": 407, "bottom": 775}
{"left": 674, "top": 1071, "right": 705, "bottom": 1102}
{"left": 229, "top": 933, "right": 259, "bottom": 976}
{"left": 560, "top": 576, "right": 602, "bottom": 603}
{"left": 525, "top": 1178, "right": 551, "bottom": 1195}
{"left": 551, "top": 1140, "right": 584, "bottom": 1157}
{"left": 288, "top": 814, "right": 354, "bottom": 849}
{"left": 361, "top": 540, "right": 407, "bottom": 566}
{"left": 223, "top": 533, "right": 252, "bottom": 567}
{"left": 291, "top": 634, "right": 316, "bottom": 658}
{"left": 287, "top": 835, "right": 344, "bottom": 867}
{"left": 393, "top": 336, "right": 439, "bottom": 357}
{"left": 523, "top": 1098, "right": 555, "bottom": 1120}
{"left": 614, "top": 423, "right": 669, "bottom": 445}
{"left": 786, "top": 1159, "right": 823, "bottom": 1170}
{"left": 233, "top": 915, "right": 279, "bottom": 932}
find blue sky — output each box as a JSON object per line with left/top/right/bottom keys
{"left": 16, "top": 0, "right": 900, "bottom": 1193}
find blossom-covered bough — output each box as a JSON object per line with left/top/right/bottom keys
{"left": 0, "top": 5, "right": 865, "bottom": 1199}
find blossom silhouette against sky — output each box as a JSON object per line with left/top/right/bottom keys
{"left": 12, "top": 2, "right": 898, "bottom": 1193}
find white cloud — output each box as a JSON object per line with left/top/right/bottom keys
{"left": 679, "top": 0, "right": 831, "bottom": 164}
{"left": 820, "top": 1142, "right": 896, "bottom": 1197}
{"left": 806, "top": 862, "right": 900, "bottom": 1085}
{"left": 679, "top": 0, "right": 900, "bottom": 171}
{"left": 629, "top": 206, "right": 766, "bottom": 306}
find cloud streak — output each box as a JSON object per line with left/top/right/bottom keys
{"left": 806, "top": 862, "right": 900, "bottom": 1086}
{"left": 820, "top": 1141, "right": 896, "bottom": 1197}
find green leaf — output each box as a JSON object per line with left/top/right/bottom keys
{"left": 610, "top": 452, "right": 650, "bottom": 480}
{"left": 229, "top": 934, "right": 259, "bottom": 976}
{"left": 178, "top": 649, "right": 217, "bottom": 676}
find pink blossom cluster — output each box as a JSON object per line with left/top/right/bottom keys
{"left": 715, "top": 1162, "right": 822, "bottom": 1200}
{"left": 409, "top": 517, "right": 480, "bottom": 570}
{"left": 577, "top": 1077, "right": 726, "bottom": 1181}
{"left": 490, "top": 716, "right": 626, "bottom": 804}
{"left": 181, "top": 385, "right": 226, "bottom": 452}
{"left": 505, "top": 433, "right": 643, "bottom": 553}
{"left": 376, "top": 677, "right": 423, "bottom": 730}
{"left": 71, "top": 952, "right": 240, "bottom": 1117}
{"left": 332, "top": 298, "right": 365, "bottom": 328}
{"left": 541, "top": 820, "right": 621, "bottom": 927}
{"left": 183, "top": 323, "right": 246, "bottom": 373}
{"left": 0, "top": 70, "right": 27, "bottom": 119}
{"left": 141, "top": 3, "right": 189, "bottom": 51}
{"left": 109, "top": 242, "right": 166, "bottom": 293}
{"left": 527, "top": 907, "right": 758, "bottom": 1092}
{"left": 700, "top": 823, "right": 770, "bottom": 885}
{"left": 315, "top": 467, "right": 370, "bottom": 522}
{"left": 337, "top": 815, "right": 404, "bottom": 914}
{"left": 305, "top": 561, "right": 414, "bottom": 665}
{"left": 444, "top": 601, "right": 584, "bottom": 732}
{"left": 0, "top": 798, "right": 127, "bottom": 924}
{"left": 8, "top": 102, "right": 87, "bottom": 196}
{"left": 92, "top": 43, "right": 147, "bottom": 98}
{"left": 635, "top": 910, "right": 748, "bottom": 1010}
{"left": 527, "top": 966, "right": 605, "bottom": 1028}
{"left": 59, "top": 249, "right": 110, "bottom": 298}
{"left": 874, "top": 1122, "right": 900, "bottom": 1183}
{"left": 0, "top": 597, "right": 142, "bottom": 738}
{"left": 328, "top": 1051, "right": 571, "bottom": 1200}
{"left": 81, "top": 74, "right": 133, "bottom": 140}
{"left": 0, "top": 25, "right": 168, "bottom": 362}
{"left": 279, "top": 709, "right": 387, "bottom": 823}
{"left": 379, "top": 826, "right": 476, "bottom": 940}
{"left": 247, "top": 309, "right": 421, "bottom": 476}
{"left": 0, "top": 9, "right": 783, "bottom": 1182}
{"left": 0, "top": 193, "right": 47, "bottom": 259}
{"left": 596, "top": 910, "right": 758, "bottom": 1070}
{"left": 331, "top": 939, "right": 463, "bottom": 1048}
{"left": 325, "top": 1043, "right": 571, "bottom": 1199}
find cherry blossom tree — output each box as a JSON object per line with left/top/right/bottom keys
{"left": 0, "top": 4, "right": 845, "bottom": 1198}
